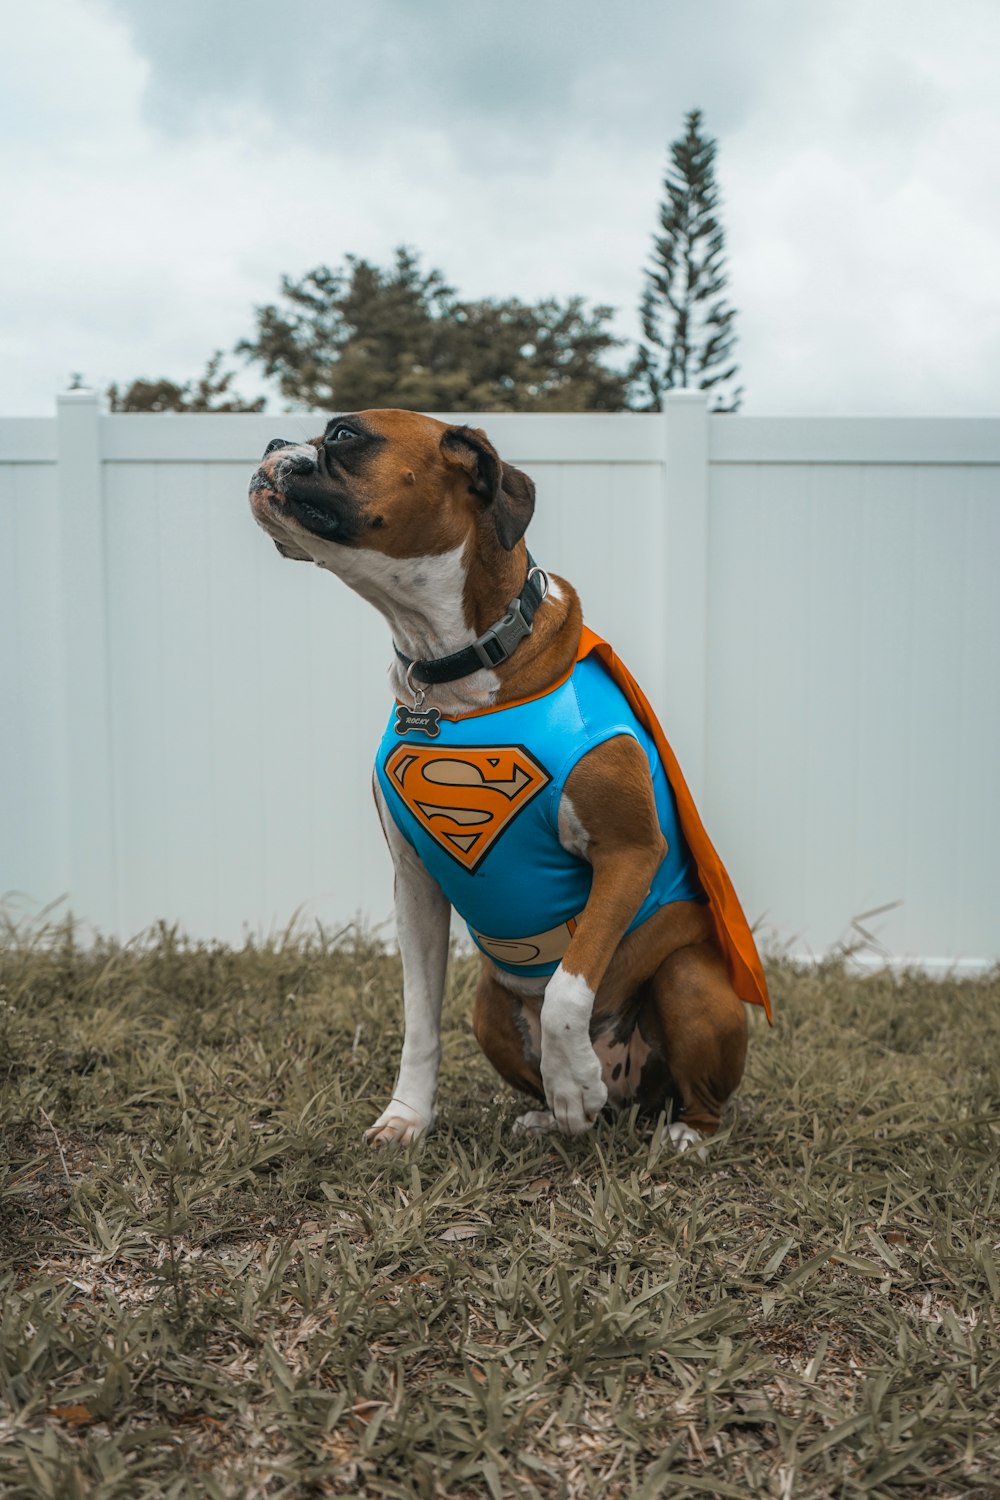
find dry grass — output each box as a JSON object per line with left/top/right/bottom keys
{"left": 1, "top": 915, "right": 998, "bottom": 1498}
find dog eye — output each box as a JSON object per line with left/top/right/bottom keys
{"left": 326, "top": 423, "right": 358, "bottom": 443}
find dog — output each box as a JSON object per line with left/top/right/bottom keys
{"left": 249, "top": 410, "right": 770, "bottom": 1150}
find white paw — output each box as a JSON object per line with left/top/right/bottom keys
{"left": 669, "top": 1121, "right": 707, "bottom": 1158}
{"left": 545, "top": 1070, "right": 607, "bottom": 1135}
{"left": 540, "top": 967, "right": 607, "bottom": 1136}
{"left": 363, "top": 1101, "right": 431, "bottom": 1149}
{"left": 513, "top": 1109, "right": 559, "bottom": 1136}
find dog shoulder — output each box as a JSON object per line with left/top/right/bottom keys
{"left": 558, "top": 735, "right": 666, "bottom": 865}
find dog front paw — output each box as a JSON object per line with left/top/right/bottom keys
{"left": 539, "top": 967, "right": 607, "bottom": 1136}
{"left": 540, "top": 1047, "right": 608, "bottom": 1136}
{"left": 363, "top": 1101, "right": 431, "bottom": 1149}
{"left": 546, "top": 1076, "right": 608, "bottom": 1135}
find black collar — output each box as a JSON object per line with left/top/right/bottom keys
{"left": 394, "top": 555, "right": 549, "bottom": 687}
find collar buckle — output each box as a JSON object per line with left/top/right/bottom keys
{"left": 472, "top": 596, "right": 532, "bottom": 670}
{"left": 393, "top": 556, "right": 549, "bottom": 687}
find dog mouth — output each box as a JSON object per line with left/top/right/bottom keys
{"left": 285, "top": 488, "right": 353, "bottom": 543}
{"left": 249, "top": 468, "right": 356, "bottom": 546}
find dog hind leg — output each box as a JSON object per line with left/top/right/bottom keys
{"left": 472, "top": 966, "right": 550, "bottom": 1129}
{"left": 644, "top": 936, "right": 748, "bottom": 1139}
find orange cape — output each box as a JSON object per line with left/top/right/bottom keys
{"left": 579, "top": 626, "right": 772, "bottom": 1022}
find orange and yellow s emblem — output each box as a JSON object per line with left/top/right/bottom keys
{"left": 383, "top": 744, "right": 550, "bottom": 871}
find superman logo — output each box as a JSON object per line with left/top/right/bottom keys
{"left": 383, "top": 743, "right": 550, "bottom": 871}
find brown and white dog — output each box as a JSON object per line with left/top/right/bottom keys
{"left": 249, "top": 409, "right": 765, "bottom": 1150}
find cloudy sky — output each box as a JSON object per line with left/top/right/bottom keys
{"left": 4, "top": 0, "right": 999, "bottom": 416}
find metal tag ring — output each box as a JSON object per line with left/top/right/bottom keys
{"left": 527, "top": 565, "right": 550, "bottom": 601}
{"left": 404, "top": 660, "right": 426, "bottom": 710}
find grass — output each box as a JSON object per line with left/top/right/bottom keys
{"left": 0, "top": 916, "right": 998, "bottom": 1499}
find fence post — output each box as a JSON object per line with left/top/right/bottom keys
{"left": 661, "top": 390, "right": 710, "bottom": 803}
{"left": 57, "top": 389, "right": 118, "bottom": 934}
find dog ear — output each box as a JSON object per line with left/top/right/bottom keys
{"left": 494, "top": 462, "right": 536, "bottom": 551}
{"left": 442, "top": 425, "right": 535, "bottom": 551}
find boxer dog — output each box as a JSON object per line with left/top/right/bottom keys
{"left": 249, "top": 410, "right": 770, "bottom": 1150}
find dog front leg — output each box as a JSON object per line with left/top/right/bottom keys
{"left": 537, "top": 736, "right": 666, "bottom": 1136}
{"left": 365, "top": 780, "right": 451, "bottom": 1147}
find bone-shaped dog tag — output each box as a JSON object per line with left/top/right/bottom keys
{"left": 394, "top": 703, "right": 442, "bottom": 738}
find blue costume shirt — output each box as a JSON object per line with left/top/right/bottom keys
{"left": 375, "top": 652, "right": 704, "bottom": 978}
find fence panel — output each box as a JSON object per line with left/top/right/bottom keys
{"left": 0, "top": 445, "right": 69, "bottom": 913}
{"left": 705, "top": 422, "right": 1000, "bottom": 962}
{"left": 0, "top": 395, "right": 997, "bottom": 965}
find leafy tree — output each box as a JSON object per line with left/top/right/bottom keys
{"left": 633, "top": 109, "right": 742, "bottom": 411}
{"left": 107, "top": 352, "right": 265, "bottom": 413}
{"left": 236, "top": 246, "right": 630, "bottom": 412}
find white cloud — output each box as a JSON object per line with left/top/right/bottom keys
{"left": 724, "top": 3, "right": 1000, "bottom": 413}
{"left": 2, "top": 0, "right": 998, "bottom": 414}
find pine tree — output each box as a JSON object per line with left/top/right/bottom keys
{"left": 634, "top": 110, "right": 743, "bottom": 412}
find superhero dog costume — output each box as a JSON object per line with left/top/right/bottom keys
{"left": 249, "top": 410, "right": 770, "bottom": 1149}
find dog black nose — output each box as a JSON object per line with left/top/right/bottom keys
{"left": 263, "top": 437, "right": 296, "bottom": 457}
{"left": 283, "top": 452, "right": 317, "bottom": 476}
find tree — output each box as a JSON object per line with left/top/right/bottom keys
{"left": 236, "top": 246, "right": 631, "bottom": 412}
{"left": 107, "top": 352, "right": 265, "bottom": 413}
{"left": 633, "top": 109, "right": 743, "bottom": 412}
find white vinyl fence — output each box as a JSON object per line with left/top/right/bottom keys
{"left": 2, "top": 391, "right": 998, "bottom": 965}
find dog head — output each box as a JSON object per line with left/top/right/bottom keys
{"left": 248, "top": 409, "right": 535, "bottom": 568}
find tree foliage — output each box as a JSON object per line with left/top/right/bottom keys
{"left": 107, "top": 352, "right": 265, "bottom": 413}
{"left": 236, "top": 247, "right": 631, "bottom": 412}
{"left": 633, "top": 109, "right": 742, "bottom": 411}
{"left": 107, "top": 125, "right": 745, "bottom": 418}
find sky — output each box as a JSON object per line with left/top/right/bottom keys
{"left": 3, "top": 0, "right": 999, "bottom": 417}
